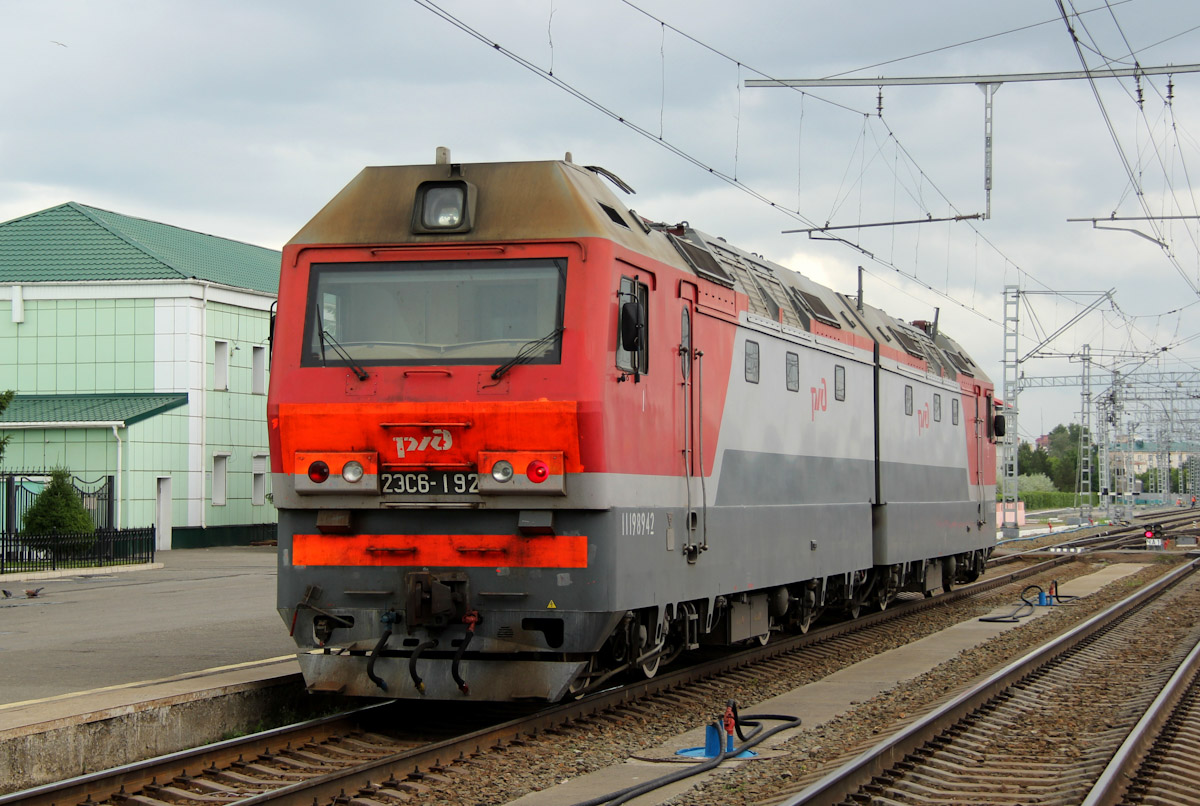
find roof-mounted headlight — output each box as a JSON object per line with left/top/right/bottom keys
{"left": 413, "top": 180, "right": 476, "bottom": 234}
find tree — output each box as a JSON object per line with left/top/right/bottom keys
{"left": 1018, "top": 423, "right": 1098, "bottom": 495}
{"left": 22, "top": 468, "right": 95, "bottom": 536}
{"left": 1018, "top": 442, "right": 1052, "bottom": 477}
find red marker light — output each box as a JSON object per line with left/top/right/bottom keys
{"left": 526, "top": 460, "right": 550, "bottom": 483}
{"left": 308, "top": 460, "right": 330, "bottom": 483}
{"left": 1145, "top": 530, "right": 1154, "bottom": 539}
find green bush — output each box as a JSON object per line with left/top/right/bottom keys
{"left": 997, "top": 489, "right": 1100, "bottom": 512}
{"left": 1016, "top": 473, "right": 1057, "bottom": 493}
{"left": 21, "top": 468, "right": 96, "bottom": 556}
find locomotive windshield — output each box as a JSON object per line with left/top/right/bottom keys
{"left": 302, "top": 258, "right": 566, "bottom": 367}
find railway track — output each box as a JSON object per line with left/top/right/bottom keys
{"left": 3, "top": 554, "right": 1096, "bottom": 806}
{"left": 775, "top": 557, "right": 1200, "bottom": 806}
{"left": 1082, "top": 619, "right": 1200, "bottom": 805}
{"left": 992, "top": 508, "right": 1200, "bottom": 562}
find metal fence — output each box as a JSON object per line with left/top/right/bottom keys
{"left": 1, "top": 471, "right": 115, "bottom": 536}
{"left": 0, "top": 527, "right": 155, "bottom": 575}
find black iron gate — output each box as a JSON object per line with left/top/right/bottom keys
{"left": 0, "top": 471, "right": 152, "bottom": 574}
{"left": 0, "top": 471, "right": 115, "bottom": 537}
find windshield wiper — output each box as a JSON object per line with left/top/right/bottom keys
{"left": 314, "top": 302, "right": 369, "bottom": 381}
{"left": 491, "top": 328, "right": 563, "bottom": 381}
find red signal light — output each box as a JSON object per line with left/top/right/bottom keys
{"left": 526, "top": 460, "right": 550, "bottom": 483}
{"left": 308, "top": 461, "right": 331, "bottom": 483}
{"left": 1145, "top": 529, "right": 1154, "bottom": 539}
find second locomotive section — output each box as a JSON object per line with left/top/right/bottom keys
{"left": 269, "top": 154, "right": 999, "bottom": 701}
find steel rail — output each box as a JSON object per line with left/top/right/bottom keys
{"left": 0, "top": 702, "right": 402, "bottom": 806}
{"left": 993, "top": 507, "right": 1200, "bottom": 561}
{"left": 1, "top": 555, "right": 1079, "bottom": 806}
{"left": 778, "top": 557, "right": 1200, "bottom": 806}
{"left": 1080, "top": 629, "right": 1200, "bottom": 806}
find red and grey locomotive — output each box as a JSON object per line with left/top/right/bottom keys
{"left": 269, "top": 150, "right": 1001, "bottom": 701}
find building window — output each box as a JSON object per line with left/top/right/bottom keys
{"left": 785, "top": 352, "right": 799, "bottom": 392}
{"left": 745, "top": 340, "right": 760, "bottom": 384}
{"left": 934, "top": 393, "right": 942, "bottom": 422}
{"left": 952, "top": 397, "right": 960, "bottom": 425}
{"left": 212, "top": 453, "right": 229, "bottom": 506}
{"left": 616, "top": 276, "right": 649, "bottom": 375}
{"left": 905, "top": 385, "right": 913, "bottom": 416}
{"left": 834, "top": 365, "right": 846, "bottom": 401}
{"left": 252, "top": 453, "right": 268, "bottom": 506}
{"left": 252, "top": 345, "right": 267, "bottom": 395}
{"left": 214, "top": 340, "right": 230, "bottom": 391}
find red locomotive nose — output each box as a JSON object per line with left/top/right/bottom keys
{"left": 308, "top": 461, "right": 331, "bottom": 483}
{"left": 526, "top": 460, "right": 550, "bottom": 483}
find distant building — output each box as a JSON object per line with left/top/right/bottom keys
{"left": 0, "top": 202, "right": 279, "bottom": 548}
{"left": 1110, "top": 436, "right": 1195, "bottom": 476}
{"left": 1034, "top": 434, "right": 1051, "bottom": 451}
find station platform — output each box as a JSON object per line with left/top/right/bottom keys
{"left": 0, "top": 547, "right": 303, "bottom": 791}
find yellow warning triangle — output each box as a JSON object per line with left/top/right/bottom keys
{"left": 547, "top": 600, "right": 557, "bottom": 609}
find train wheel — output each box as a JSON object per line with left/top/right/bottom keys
{"left": 942, "top": 556, "right": 957, "bottom": 594}
{"left": 878, "top": 567, "right": 900, "bottom": 611}
{"left": 846, "top": 600, "right": 862, "bottom": 619}
{"left": 755, "top": 631, "right": 770, "bottom": 646}
{"left": 961, "top": 550, "right": 985, "bottom": 583}
{"left": 567, "top": 658, "right": 598, "bottom": 696}
{"left": 795, "top": 587, "right": 818, "bottom": 633}
{"left": 796, "top": 609, "right": 814, "bottom": 633}
{"left": 638, "top": 611, "right": 668, "bottom": 679}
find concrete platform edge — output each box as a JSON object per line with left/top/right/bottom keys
{"left": 0, "top": 672, "right": 307, "bottom": 794}
{"left": 0, "top": 562, "right": 164, "bottom": 584}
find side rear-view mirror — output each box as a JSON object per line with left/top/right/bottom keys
{"left": 620, "top": 300, "right": 645, "bottom": 352}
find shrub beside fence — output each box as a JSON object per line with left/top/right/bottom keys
{"left": 0, "top": 527, "right": 155, "bottom": 575}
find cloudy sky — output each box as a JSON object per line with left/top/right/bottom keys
{"left": 5, "top": 0, "right": 1200, "bottom": 441}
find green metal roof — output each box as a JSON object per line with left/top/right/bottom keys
{"left": 0, "top": 393, "right": 188, "bottom": 427}
{"left": 0, "top": 202, "right": 280, "bottom": 293}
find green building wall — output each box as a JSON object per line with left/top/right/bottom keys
{"left": 0, "top": 284, "right": 277, "bottom": 544}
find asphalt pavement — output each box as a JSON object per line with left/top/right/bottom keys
{"left": 0, "top": 547, "right": 296, "bottom": 704}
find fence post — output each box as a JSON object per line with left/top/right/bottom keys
{"left": 105, "top": 475, "right": 115, "bottom": 530}
{"left": 3, "top": 474, "right": 14, "bottom": 538}
{"left": 1, "top": 475, "right": 12, "bottom": 575}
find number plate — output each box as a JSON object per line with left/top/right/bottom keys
{"left": 381, "top": 471, "right": 479, "bottom": 495}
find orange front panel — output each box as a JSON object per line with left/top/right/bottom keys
{"left": 293, "top": 533, "right": 589, "bottom": 568}
{"left": 278, "top": 401, "right": 582, "bottom": 473}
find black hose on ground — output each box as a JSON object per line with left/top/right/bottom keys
{"left": 366, "top": 629, "right": 391, "bottom": 692}
{"left": 408, "top": 639, "right": 438, "bottom": 695}
{"left": 1048, "top": 579, "right": 1080, "bottom": 604}
{"left": 978, "top": 584, "right": 1042, "bottom": 623}
{"left": 567, "top": 703, "right": 801, "bottom": 806}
